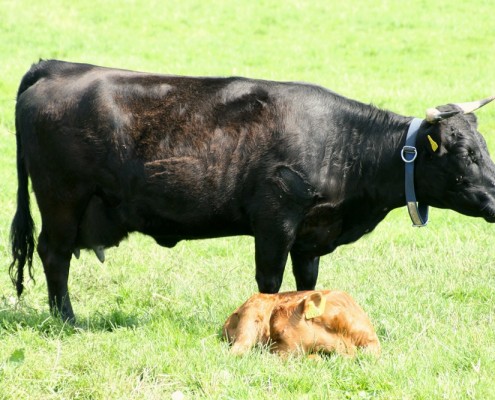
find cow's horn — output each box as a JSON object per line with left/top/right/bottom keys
{"left": 425, "top": 108, "right": 459, "bottom": 123}
{"left": 452, "top": 95, "right": 495, "bottom": 114}
{"left": 425, "top": 95, "right": 495, "bottom": 123}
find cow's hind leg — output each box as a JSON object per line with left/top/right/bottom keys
{"left": 36, "top": 198, "right": 88, "bottom": 323}
{"left": 38, "top": 229, "right": 75, "bottom": 322}
{"left": 290, "top": 251, "right": 320, "bottom": 290}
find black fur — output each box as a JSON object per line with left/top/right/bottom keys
{"left": 11, "top": 60, "right": 495, "bottom": 321}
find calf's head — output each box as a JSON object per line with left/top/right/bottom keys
{"left": 223, "top": 291, "right": 380, "bottom": 357}
{"left": 416, "top": 96, "right": 495, "bottom": 221}
{"left": 269, "top": 291, "right": 380, "bottom": 356}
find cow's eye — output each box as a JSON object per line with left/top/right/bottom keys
{"left": 456, "top": 176, "right": 464, "bottom": 184}
{"left": 468, "top": 150, "right": 478, "bottom": 163}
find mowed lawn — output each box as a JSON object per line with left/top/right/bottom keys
{"left": 1, "top": 1, "right": 495, "bottom": 399}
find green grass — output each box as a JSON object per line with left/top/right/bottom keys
{"left": 1, "top": 0, "right": 495, "bottom": 398}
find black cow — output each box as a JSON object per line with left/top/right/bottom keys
{"left": 9, "top": 60, "right": 495, "bottom": 322}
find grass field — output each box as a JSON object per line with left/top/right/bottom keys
{"left": 1, "top": 0, "right": 495, "bottom": 398}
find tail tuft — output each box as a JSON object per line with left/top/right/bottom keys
{"left": 9, "top": 202, "right": 35, "bottom": 297}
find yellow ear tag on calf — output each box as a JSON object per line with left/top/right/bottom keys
{"left": 427, "top": 135, "right": 439, "bottom": 152}
{"left": 304, "top": 295, "right": 326, "bottom": 319}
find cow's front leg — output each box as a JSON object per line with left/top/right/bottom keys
{"left": 254, "top": 235, "right": 290, "bottom": 293}
{"left": 253, "top": 219, "right": 296, "bottom": 293}
{"left": 290, "top": 251, "right": 320, "bottom": 290}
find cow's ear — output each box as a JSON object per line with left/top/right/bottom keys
{"left": 420, "top": 123, "right": 443, "bottom": 156}
{"left": 303, "top": 292, "right": 326, "bottom": 320}
{"left": 426, "top": 133, "right": 440, "bottom": 153}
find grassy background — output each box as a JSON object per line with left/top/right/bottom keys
{"left": 1, "top": 0, "right": 495, "bottom": 398}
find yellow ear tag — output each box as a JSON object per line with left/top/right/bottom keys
{"left": 304, "top": 296, "right": 326, "bottom": 319}
{"left": 427, "top": 135, "right": 439, "bottom": 152}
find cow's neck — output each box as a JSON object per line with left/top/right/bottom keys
{"left": 320, "top": 108, "right": 412, "bottom": 210}
{"left": 314, "top": 109, "right": 415, "bottom": 243}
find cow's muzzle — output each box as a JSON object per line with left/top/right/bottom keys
{"left": 482, "top": 205, "right": 495, "bottom": 222}
{"left": 480, "top": 194, "right": 495, "bottom": 222}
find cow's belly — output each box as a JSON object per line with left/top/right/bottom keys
{"left": 75, "top": 183, "right": 252, "bottom": 250}
{"left": 135, "top": 211, "right": 253, "bottom": 246}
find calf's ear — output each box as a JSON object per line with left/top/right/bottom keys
{"left": 303, "top": 292, "right": 327, "bottom": 320}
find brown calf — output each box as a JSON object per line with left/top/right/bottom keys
{"left": 223, "top": 290, "right": 380, "bottom": 357}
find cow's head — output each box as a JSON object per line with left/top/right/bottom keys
{"left": 416, "top": 96, "right": 495, "bottom": 221}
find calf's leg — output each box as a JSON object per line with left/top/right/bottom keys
{"left": 227, "top": 315, "right": 263, "bottom": 355}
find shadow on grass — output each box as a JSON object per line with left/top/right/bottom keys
{"left": 1, "top": 292, "right": 226, "bottom": 339}
{"left": 0, "top": 306, "right": 143, "bottom": 337}
{"left": 79, "top": 309, "right": 143, "bottom": 332}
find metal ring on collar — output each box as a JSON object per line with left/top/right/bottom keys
{"left": 401, "top": 146, "right": 417, "bottom": 163}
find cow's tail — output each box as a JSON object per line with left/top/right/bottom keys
{"left": 9, "top": 64, "right": 42, "bottom": 297}
{"left": 9, "top": 120, "right": 36, "bottom": 297}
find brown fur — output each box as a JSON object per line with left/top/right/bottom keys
{"left": 223, "top": 290, "right": 380, "bottom": 357}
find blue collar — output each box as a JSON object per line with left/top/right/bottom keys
{"left": 401, "top": 118, "right": 429, "bottom": 227}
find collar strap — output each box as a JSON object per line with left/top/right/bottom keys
{"left": 401, "top": 118, "right": 429, "bottom": 227}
